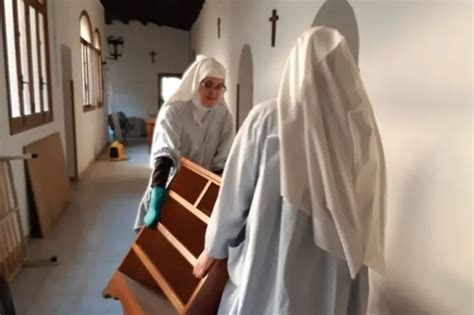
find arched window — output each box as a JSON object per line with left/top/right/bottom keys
{"left": 80, "top": 11, "right": 95, "bottom": 110}
{"left": 94, "top": 29, "right": 104, "bottom": 107}
{"left": 80, "top": 11, "right": 92, "bottom": 42}
{"left": 93, "top": 29, "right": 101, "bottom": 50}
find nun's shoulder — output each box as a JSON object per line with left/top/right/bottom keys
{"left": 166, "top": 100, "right": 192, "bottom": 113}
{"left": 233, "top": 99, "right": 278, "bottom": 139}
{"left": 215, "top": 102, "right": 232, "bottom": 115}
{"left": 247, "top": 99, "right": 278, "bottom": 125}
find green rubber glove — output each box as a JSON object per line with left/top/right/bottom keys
{"left": 144, "top": 186, "right": 166, "bottom": 229}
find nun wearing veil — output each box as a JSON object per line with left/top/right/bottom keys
{"left": 134, "top": 56, "right": 234, "bottom": 230}
{"left": 194, "top": 27, "right": 387, "bottom": 315}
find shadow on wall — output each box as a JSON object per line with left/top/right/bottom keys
{"left": 312, "top": 0, "right": 359, "bottom": 65}
{"left": 236, "top": 44, "right": 254, "bottom": 130}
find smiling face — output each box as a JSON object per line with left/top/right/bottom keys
{"left": 198, "top": 77, "right": 226, "bottom": 108}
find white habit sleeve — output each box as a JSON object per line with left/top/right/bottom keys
{"left": 150, "top": 105, "right": 182, "bottom": 169}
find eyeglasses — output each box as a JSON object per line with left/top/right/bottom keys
{"left": 200, "top": 80, "right": 227, "bottom": 92}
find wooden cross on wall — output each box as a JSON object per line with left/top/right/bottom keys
{"left": 217, "top": 18, "right": 221, "bottom": 39}
{"left": 149, "top": 50, "right": 157, "bottom": 64}
{"left": 269, "top": 9, "right": 279, "bottom": 47}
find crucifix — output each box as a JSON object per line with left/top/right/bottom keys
{"left": 269, "top": 9, "right": 279, "bottom": 47}
{"left": 149, "top": 50, "right": 157, "bottom": 64}
{"left": 217, "top": 18, "right": 221, "bottom": 39}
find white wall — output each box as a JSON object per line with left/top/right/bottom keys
{"left": 0, "top": 0, "right": 107, "bottom": 234}
{"left": 191, "top": 1, "right": 473, "bottom": 314}
{"left": 105, "top": 22, "right": 190, "bottom": 119}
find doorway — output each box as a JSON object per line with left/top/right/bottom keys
{"left": 236, "top": 45, "right": 254, "bottom": 130}
{"left": 157, "top": 73, "right": 182, "bottom": 111}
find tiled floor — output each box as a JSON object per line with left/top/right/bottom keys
{"left": 11, "top": 141, "right": 151, "bottom": 315}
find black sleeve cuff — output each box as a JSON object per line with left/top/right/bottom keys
{"left": 151, "top": 157, "right": 173, "bottom": 188}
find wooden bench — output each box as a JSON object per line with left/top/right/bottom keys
{"left": 103, "top": 158, "right": 229, "bottom": 314}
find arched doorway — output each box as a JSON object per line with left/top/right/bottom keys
{"left": 313, "top": 0, "right": 360, "bottom": 65}
{"left": 236, "top": 44, "right": 254, "bottom": 130}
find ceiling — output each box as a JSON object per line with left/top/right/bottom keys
{"left": 100, "top": 0, "right": 205, "bottom": 31}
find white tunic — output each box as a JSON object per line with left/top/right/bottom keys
{"left": 150, "top": 100, "right": 234, "bottom": 171}
{"left": 134, "top": 100, "right": 234, "bottom": 230}
{"left": 205, "top": 100, "right": 369, "bottom": 315}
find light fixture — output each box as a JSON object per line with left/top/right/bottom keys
{"left": 107, "top": 36, "right": 124, "bottom": 60}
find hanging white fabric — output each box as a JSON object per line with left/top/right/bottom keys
{"left": 278, "top": 27, "right": 387, "bottom": 278}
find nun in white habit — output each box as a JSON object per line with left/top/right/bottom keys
{"left": 134, "top": 56, "right": 234, "bottom": 230}
{"left": 193, "top": 27, "right": 387, "bottom": 315}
